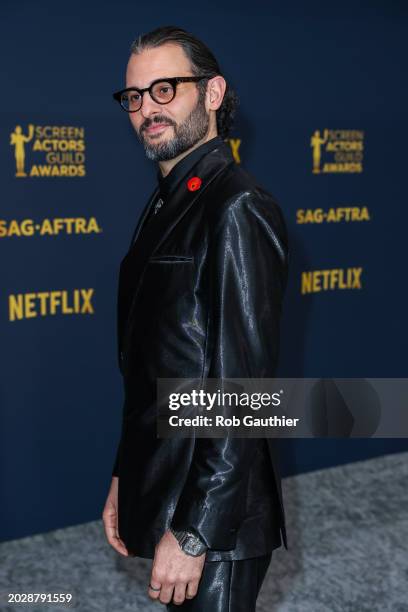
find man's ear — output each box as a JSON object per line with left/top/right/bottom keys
{"left": 206, "top": 75, "right": 227, "bottom": 111}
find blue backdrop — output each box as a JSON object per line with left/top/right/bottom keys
{"left": 1, "top": 0, "right": 407, "bottom": 542}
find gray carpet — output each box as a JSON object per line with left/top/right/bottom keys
{"left": 1, "top": 451, "right": 407, "bottom": 611}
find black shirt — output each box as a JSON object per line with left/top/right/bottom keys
{"left": 144, "top": 135, "right": 226, "bottom": 225}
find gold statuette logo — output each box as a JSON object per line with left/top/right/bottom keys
{"left": 10, "top": 125, "right": 34, "bottom": 177}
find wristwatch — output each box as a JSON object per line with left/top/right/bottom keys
{"left": 170, "top": 526, "right": 208, "bottom": 556}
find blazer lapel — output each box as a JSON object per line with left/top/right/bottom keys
{"left": 119, "top": 143, "right": 235, "bottom": 361}
{"left": 128, "top": 185, "right": 160, "bottom": 250}
{"left": 116, "top": 185, "right": 158, "bottom": 363}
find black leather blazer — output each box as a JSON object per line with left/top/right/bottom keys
{"left": 112, "top": 141, "right": 289, "bottom": 561}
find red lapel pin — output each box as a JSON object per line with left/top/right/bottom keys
{"left": 187, "top": 176, "right": 202, "bottom": 192}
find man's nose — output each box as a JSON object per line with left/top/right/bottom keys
{"left": 139, "top": 91, "right": 163, "bottom": 119}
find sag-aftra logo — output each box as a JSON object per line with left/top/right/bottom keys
{"left": 0, "top": 217, "right": 102, "bottom": 238}
{"left": 10, "top": 124, "right": 86, "bottom": 178}
{"left": 297, "top": 206, "right": 370, "bottom": 224}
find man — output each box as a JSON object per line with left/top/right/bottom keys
{"left": 102, "top": 25, "right": 289, "bottom": 611}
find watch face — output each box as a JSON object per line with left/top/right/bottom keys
{"left": 171, "top": 528, "right": 206, "bottom": 556}
{"left": 182, "top": 535, "right": 206, "bottom": 556}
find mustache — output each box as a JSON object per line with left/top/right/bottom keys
{"left": 141, "top": 117, "right": 175, "bottom": 131}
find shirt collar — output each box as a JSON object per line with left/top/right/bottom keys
{"left": 156, "top": 135, "right": 226, "bottom": 199}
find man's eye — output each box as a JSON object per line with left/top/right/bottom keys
{"left": 130, "top": 93, "right": 141, "bottom": 101}
{"left": 159, "top": 87, "right": 170, "bottom": 94}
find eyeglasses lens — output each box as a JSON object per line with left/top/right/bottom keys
{"left": 120, "top": 81, "right": 175, "bottom": 111}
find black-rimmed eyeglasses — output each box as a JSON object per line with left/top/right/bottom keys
{"left": 112, "top": 76, "right": 208, "bottom": 112}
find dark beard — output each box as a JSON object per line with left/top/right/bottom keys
{"left": 137, "top": 89, "right": 209, "bottom": 161}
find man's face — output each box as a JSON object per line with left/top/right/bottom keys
{"left": 125, "top": 43, "right": 210, "bottom": 161}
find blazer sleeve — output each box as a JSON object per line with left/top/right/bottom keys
{"left": 170, "top": 190, "right": 289, "bottom": 550}
{"left": 112, "top": 409, "right": 126, "bottom": 477}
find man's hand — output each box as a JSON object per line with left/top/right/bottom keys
{"left": 102, "top": 476, "right": 129, "bottom": 556}
{"left": 148, "top": 529, "right": 206, "bottom": 605}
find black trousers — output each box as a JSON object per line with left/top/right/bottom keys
{"left": 166, "top": 553, "right": 272, "bottom": 611}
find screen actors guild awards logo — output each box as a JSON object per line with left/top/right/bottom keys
{"left": 9, "top": 123, "right": 86, "bottom": 177}
{"left": 310, "top": 129, "right": 364, "bottom": 174}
